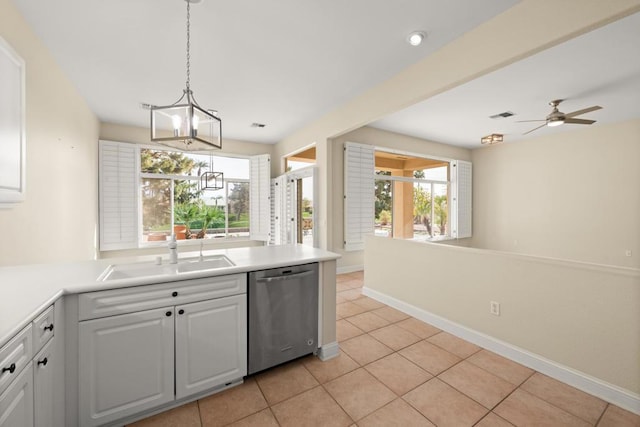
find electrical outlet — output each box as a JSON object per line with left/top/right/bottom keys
{"left": 490, "top": 301, "right": 500, "bottom": 316}
{"left": 625, "top": 249, "right": 632, "bottom": 257}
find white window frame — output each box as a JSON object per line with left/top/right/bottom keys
{"left": 343, "top": 142, "right": 471, "bottom": 251}
{"left": 98, "top": 140, "right": 270, "bottom": 251}
{"left": 270, "top": 165, "right": 317, "bottom": 247}
{"left": 374, "top": 173, "right": 450, "bottom": 241}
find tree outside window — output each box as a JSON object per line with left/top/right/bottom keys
{"left": 140, "top": 149, "right": 250, "bottom": 242}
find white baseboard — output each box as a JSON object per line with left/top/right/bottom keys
{"left": 337, "top": 265, "right": 363, "bottom": 275}
{"left": 318, "top": 341, "right": 340, "bottom": 361}
{"left": 363, "top": 287, "right": 640, "bottom": 415}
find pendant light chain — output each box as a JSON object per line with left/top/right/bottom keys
{"left": 185, "top": 0, "right": 191, "bottom": 93}
{"left": 150, "top": 0, "right": 222, "bottom": 151}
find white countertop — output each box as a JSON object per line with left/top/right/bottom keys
{"left": 0, "top": 244, "right": 339, "bottom": 348}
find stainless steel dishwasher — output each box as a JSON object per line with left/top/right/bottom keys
{"left": 248, "top": 262, "right": 319, "bottom": 375}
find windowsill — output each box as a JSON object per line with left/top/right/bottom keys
{"left": 412, "top": 235, "right": 454, "bottom": 242}
{"left": 139, "top": 235, "right": 252, "bottom": 249}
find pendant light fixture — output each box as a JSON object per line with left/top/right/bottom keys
{"left": 150, "top": 0, "right": 222, "bottom": 151}
{"left": 200, "top": 152, "right": 224, "bottom": 191}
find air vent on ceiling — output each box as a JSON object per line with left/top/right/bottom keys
{"left": 489, "top": 111, "right": 515, "bottom": 119}
{"left": 251, "top": 122, "right": 266, "bottom": 128}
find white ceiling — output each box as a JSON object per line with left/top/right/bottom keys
{"left": 12, "top": 1, "right": 639, "bottom": 148}
{"left": 371, "top": 12, "right": 640, "bottom": 149}
{"left": 11, "top": 0, "right": 518, "bottom": 144}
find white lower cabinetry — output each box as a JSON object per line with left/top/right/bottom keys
{"left": 78, "top": 273, "right": 247, "bottom": 426}
{"left": 175, "top": 295, "right": 247, "bottom": 400}
{"left": 33, "top": 338, "right": 55, "bottom": 427}
{"left": 0, "top": 362, "right": 33, "bottom": 427}
{"left": 79, "top": 308, "right": 175, "bottom": 427}
{"left": 0, "top": 303, "right": 58, "bottom": 427}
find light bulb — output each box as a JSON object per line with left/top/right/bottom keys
{"left": 547, "top": 118, "right": 564, "bottom": 127}
{"left": 192, "top": 115, "right": 199, "bottom": 137}
{"left": 171, "top": 115, "right": 182, "bottom": 137}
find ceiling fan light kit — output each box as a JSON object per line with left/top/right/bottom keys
{"left": 519, "top": 99, "right": 602, "bottom": 135}
{"left": 150, "top": 0, "right": 222, "bottom": 151}
{"left": 481, "top": 133, "right": 504, "bottom": 145}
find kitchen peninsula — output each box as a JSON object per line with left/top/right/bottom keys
{"left": 0, "top": 244, "right": 339, "bottom": 427}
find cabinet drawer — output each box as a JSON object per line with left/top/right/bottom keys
{"left": 0, "top": 324, "right": 33, "bottom": 396}
{"left": 32, "top": 306, "right": 54, "bottom": 355}
{"left": 79, "top": 273, "right": 247, "bottom": 320}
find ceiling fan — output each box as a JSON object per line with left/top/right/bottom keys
{"left": 519, "top": 99, "right": 602, "bottom": 135}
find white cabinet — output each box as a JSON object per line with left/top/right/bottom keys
{"left": 0, "top": 362, "right": 33, "bottom": 427}
{"left": 33, "top": 338, "right": 54, "bottom": 427}
{"left": 78, "top": 274, "right": 247, "bottom": 426}
{"left": 0, "top": 325, "right": 32, "bottom": 396}
{"left": 175, "top": 295, "right": 247, "bottom": 399}
{"left": 78, "top": 307, "right": 175, "bottom": 427}
{"left": 1, "top": 303, "right": 57, "bottom": 427}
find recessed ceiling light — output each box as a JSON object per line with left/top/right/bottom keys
{"left": 407, "top": 31, "right": 426, "bottom": 47}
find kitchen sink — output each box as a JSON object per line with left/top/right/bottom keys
{"left": 99, "top": 255, "right": 235, "bottom": 281}
{"left": 176, "top": 256, "right": 235, "bottom": 273}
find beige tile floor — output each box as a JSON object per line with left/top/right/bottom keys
{"left": 130, "top": 271, "right": 640, "bottom": 427}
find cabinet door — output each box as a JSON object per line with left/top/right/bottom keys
{"left": 33, "top": 339, "right": 54, "bottom": 427}
{"left": 79, "top": 307, "right": 175, "bottom": 427}
{"left": 175, "top": 295, "right": 247, "bottom": 400}
{"left": 0, "top": 363, "right": 33, "bottom": 427}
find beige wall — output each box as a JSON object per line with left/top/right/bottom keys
{"left": 0, "top": 0, "right": 100, "bottom": 266}
{"left": 98, "top": 122, "right": 273, "bottom": 259}
{"left": 331, "top": 126, "right": 471, "bottom": 270}
{"left": 471, "top": 119, "right": 640, "bottom": 268}
{"left": 365, "top": 236, "right": 640, "bottom": 396}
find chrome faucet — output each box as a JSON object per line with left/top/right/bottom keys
{"left": 168, "top": 234, "right": 178, "bottom": 264}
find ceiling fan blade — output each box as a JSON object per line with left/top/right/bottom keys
{"left": 516, "top": 119, "right": 546, "bottom": 123}
{"left": 564, "top": 118, "right": 596, "bottom": 125}
{"left": 523, "top": 123, "right": 547, "bottom": 135}
{"left": 565, "top": 105, "right": 602, "bottom": 118}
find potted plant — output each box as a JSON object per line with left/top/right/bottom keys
{"left": 195, "top": 205, "right": 225, "bottom": 239}
{"left": 174, "top": 202, "right": 200, "bottom": 239}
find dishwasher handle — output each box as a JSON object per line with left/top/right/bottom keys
{"left": 256, "top": 270, "right": 315, "bottom": 282}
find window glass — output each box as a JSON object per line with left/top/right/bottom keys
{"left": 374, "top": 172, "right": 393, "bottom": 237}
{"left": 140, "top": 148, "right": 250, "bottom": 243}
{"left": 141, "top": 178, "right": 171, "bottom": 241}
{"left": 374, "top": 150, "right": 450, "bottom": 241}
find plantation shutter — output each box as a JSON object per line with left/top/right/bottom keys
{"left": 99, "top": 140, "right": 139, "bottom": 251}
{"left": 270, "top": 174, "right": 296, "bottom": 245}
{"left": 249, "top": 154, "right": 271, "bottom": 241}
{"left": 269, "top": 179, "right": 277, "bottom": 245}
{"left": 451, "top": 160, "right": 472, "bottom": 239}
{"left": 343, "top": 142, "right": 375, "bottom": 251}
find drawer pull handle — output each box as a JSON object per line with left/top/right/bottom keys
{"left": 178, "top": 309, "right": 185, "bottom": 315}
{"left": 172, "top": 291, "right": 178, "bottom": 297}
{"left": 2, "top": 363, "right": 16, "bottom": 374}
{"left": 44, "top": 324, "right": 54, "bottom": 332}
{"left": 37, "top": 358, "right": 48, "bottom": 367}
{"left": 166, "top": 311, "right": 172, "bottom": 317}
